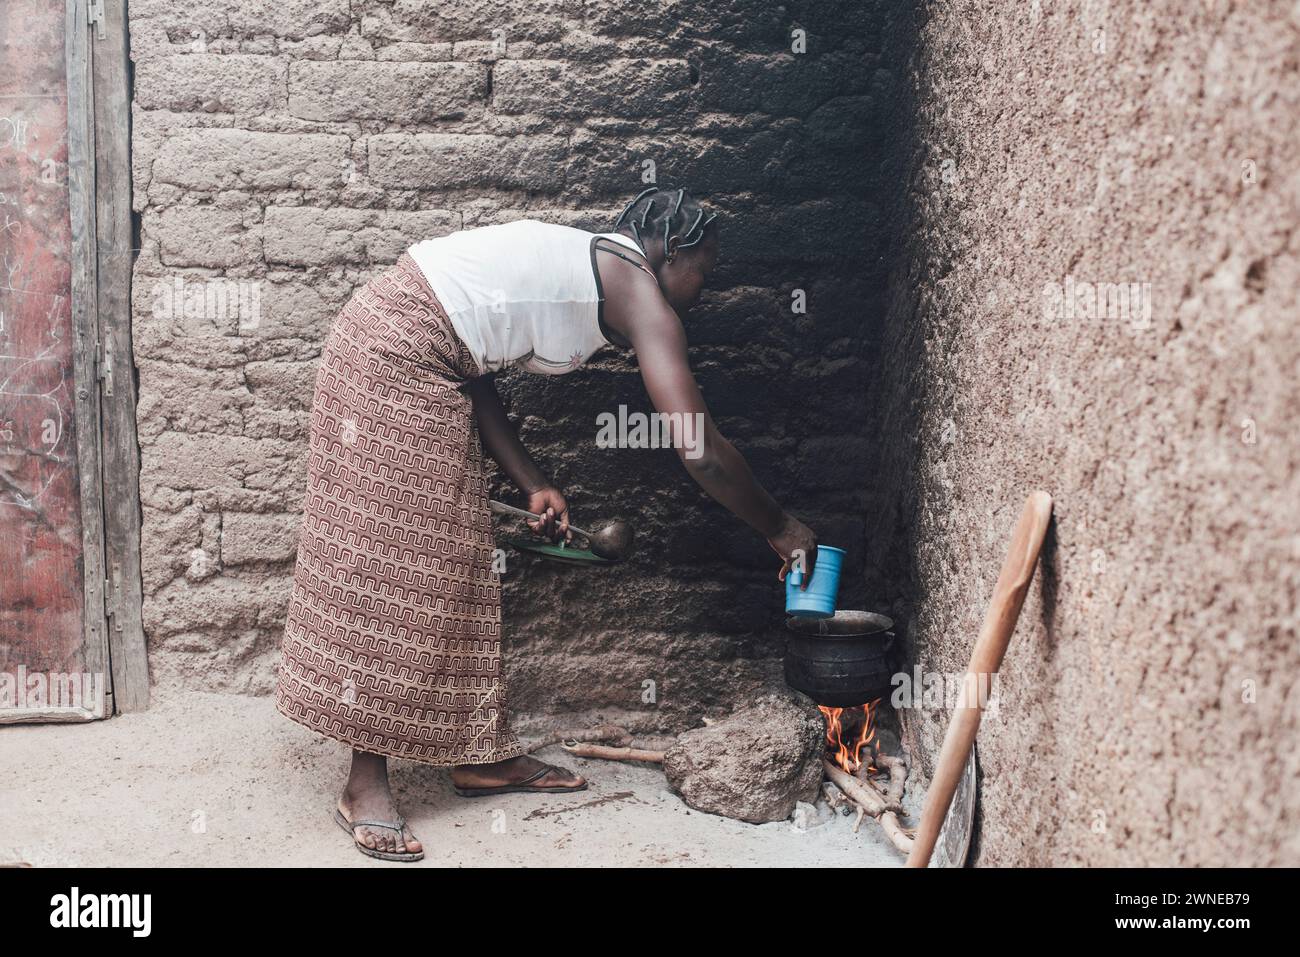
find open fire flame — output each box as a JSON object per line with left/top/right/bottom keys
{"left": 818, "top": 700, "right": 880, "bottom": 773}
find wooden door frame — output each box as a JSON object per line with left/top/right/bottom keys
{"left": 66, "top": 0, "right": 147, "bottom": 715}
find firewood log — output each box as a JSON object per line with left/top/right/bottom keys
{"left": 876, "top": 751, "right": 908, "bottom": 806}
{"left": 560, "top": 742, "right": 665, "bottom": 763}
{"left": 822, "top": 781, "right": 854, "bottom": 815}
{"left": 822, "top": 760, "right": 900, "bottom": 815}
{"left": 879, "top": 811, "right": 915, "bottom": 855}
{"left": 525, "top": 724, "right": 632, "bottom": 753}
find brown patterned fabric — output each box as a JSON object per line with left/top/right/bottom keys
{"left": 276, "top": 253, "right": 522, "bottom": 767}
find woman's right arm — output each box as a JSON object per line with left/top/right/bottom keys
{"left": 609, "top": 275, "right": 819, "bottom": 583}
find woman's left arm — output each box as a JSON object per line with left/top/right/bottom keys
{"left": 466, "top": 374, "right": 570, "bottom": 540}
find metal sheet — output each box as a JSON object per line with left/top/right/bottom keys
{"left": 931, "top": 745, "right": 977, "bottom": 868}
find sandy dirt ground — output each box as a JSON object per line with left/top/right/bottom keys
{"left": 1, "top": 693, "right": 903, "bottom": 868}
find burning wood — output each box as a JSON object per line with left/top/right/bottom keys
{"left": 817, "top": 702, "right": 915, "bottom": 856}
{"left": 822, "top": 759, "right": 899, "bottom": 815}
{"left": 818, "top": 701, "right": 879, "bottom": 774}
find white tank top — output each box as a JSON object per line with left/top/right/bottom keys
{"left": 406, "top": 220, "right": 647, "bottom": 376}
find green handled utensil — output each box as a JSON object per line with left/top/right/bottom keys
{"left": 488, "top": 500, "right": 635, "bottom": 562}
{"left": 500, "top": 536, "right": 617, "bottom": 566}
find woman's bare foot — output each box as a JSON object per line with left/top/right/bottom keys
{"left": 450, "top": 754, "right": 586, "bottom": 795}
{"left": 338, "top": 750, "right": 423, "bottom": 857}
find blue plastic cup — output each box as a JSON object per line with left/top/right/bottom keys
{"left": 785, "top": 545, "right": 844, "bottom": 618}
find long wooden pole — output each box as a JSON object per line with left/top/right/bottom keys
{"left": 906, "top": 491, "right": 1053, "bottom": 868}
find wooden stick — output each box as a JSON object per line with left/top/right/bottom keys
{"left": 823, "top": 759, "right": 899, "bottom": 815}
{"left": 906, "top": 491, "right": 1053, "bottom": 868}
{"left": 861, "top": 753, "right": 914, "bottom": 854}
{"left": 827, "top": 757, "right": 912, "bottom": 852}
{"left": 879, "top": 811, "right": 914, "bottom": 855}
{"left": 526, "top": 724, "right": 631, "bottom": 753}
{"left": 561, "top": 742, "right": 665, "bottom": 763}
{"left": 876, "top": 751, "right": 908, "bottom": 807}
{"left": 822, "top": 781, "right": 854, "bottom": 815}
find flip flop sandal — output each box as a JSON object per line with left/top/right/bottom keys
{"left": 333, "top": 808, "right": 425, "bottom": 862}
{"left": 452, "top": 764, "right": 589, "bottom": 798}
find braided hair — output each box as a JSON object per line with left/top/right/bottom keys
{"left": 613, "top": 187, "right": 718, "bottom": 261}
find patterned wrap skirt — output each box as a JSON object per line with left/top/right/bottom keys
{"left": 276, "top": 253, "right": 523, "bottom": 767}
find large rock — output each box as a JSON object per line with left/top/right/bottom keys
{"left": 663, "top": 694, "right": 825, "bottom": 824}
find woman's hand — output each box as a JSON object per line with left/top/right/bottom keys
{"left": 767, "top": 513, "right": 818, "bottom": 589}
{"left": 525, "top": 487, "right": 571, "bottom": 543}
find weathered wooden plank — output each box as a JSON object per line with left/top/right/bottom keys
{"left": 65, "top": 0, "right": 112, "bottom": 715}
{"left": 92, "top": 0, "right": 147, "bottom": 712}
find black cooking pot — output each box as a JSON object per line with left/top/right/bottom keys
{"left": 784, "top": 611, "right": 897, "bottom": 708}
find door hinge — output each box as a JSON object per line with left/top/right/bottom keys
{"left": 87, "top": 0, "right": 106, "bottom": 41}
{"left": 104, "top": 562, "right": 122, "bottom": 632}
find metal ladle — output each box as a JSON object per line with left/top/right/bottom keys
{"left": 488, "top": 500, "right": 635, "bottom": 562}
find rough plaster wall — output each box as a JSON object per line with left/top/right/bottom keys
{"left": 867, "top": 1, "right": 1299, "bottom": 865}
{"left": 127, "top": 1, "right": 902, "bottom": 729}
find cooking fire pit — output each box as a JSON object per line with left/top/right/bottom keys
{"left": 782, "top": 610, "right": 918, "bottom": 858}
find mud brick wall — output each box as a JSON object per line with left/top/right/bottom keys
{"left": 127, "top": 1, "right": 906, "bottom": 724}
{"left": 867, "top": 1, "right": 1299, "bottom": 865}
